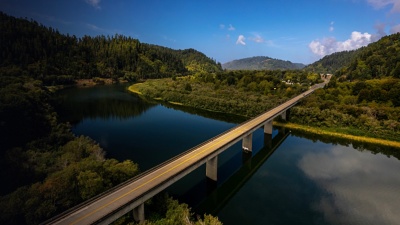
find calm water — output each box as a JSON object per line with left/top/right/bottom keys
{"left": 55, "top": 84, "right": 400, "bottom": 225}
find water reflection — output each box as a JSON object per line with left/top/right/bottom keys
{"left": 196, "top": 129, "right": 290, "bottom": 215}
{"left": 299, "top": 145, "right": 400, "bottom": 225}
{"left": 54, "top": 84, "right": 156, "bottom": 123}
{"left": 290, "top": 129, "right": 400, "bottom": 160}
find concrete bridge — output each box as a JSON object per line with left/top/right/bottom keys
{"left": 43, "top": 81, "right": 327, "bottom": 225}
{"left": 196, "top": 128, "right": 291, "bottom": 215}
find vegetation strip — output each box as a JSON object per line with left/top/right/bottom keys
{"left": 275, "top": 122, "right": 400, "bottom": 148}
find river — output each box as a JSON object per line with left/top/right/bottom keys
{"left": 55, "top": 83, "right": 400, "bottom": 225}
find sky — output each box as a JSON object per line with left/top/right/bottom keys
{"left": 1, "top": 0, "right": 400, "bottom": 64}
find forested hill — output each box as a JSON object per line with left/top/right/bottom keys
{"left": 305, "top": 50, "right": 359, "bottom": 74}
{"left": 306, "top": 33, "right": 400, "bottom": 79}
{"left": 222, "top": 56, "right": 305, "bottom": 70}
{"left": 339, "top": 33, "right": 400, "bottom": 80}
{"left": 0, "top": 12, "right": 222, "bottom": 84}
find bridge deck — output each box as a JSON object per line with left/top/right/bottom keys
{"left": 46, "top": 82, "right": 326, "bottom": 225}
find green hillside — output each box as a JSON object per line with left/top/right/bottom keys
{"left": 306, "top": 33, "right": 400, "bottom": 79}
{"left": 222, "top": 56, "right": 305, "bottom": 70}
{"left": 305, "top": 50, "right": 359, "bottom": 74}
{"left": 0, "top": 12, "right": 222, "bottom": 85}
{"left": 340, "top": 33, "right": 400, "bottom": 80}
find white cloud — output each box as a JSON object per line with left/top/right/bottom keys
{"left": 85, "top": 23, "right": 118, "bottom": 34}
{"left": 366, "top": 0, "right": 400, "bottom": 13}
{"left": 220, "top": 23, "right": 235, "bottom": 31}
{"left": 236, "top": 35, "right": 246, "bottom": 45}
{"left": 374, "top": 23, "right": 387, "bottom": 39}
{"left": 86, "top": 23, "right": 102, "bottom": 31}
{"left": 309, "top": 31, "right": 374, "bottom": 57}
{"left": 85, "top": 0, "right": 101, "bottom": 9}
{"left": 298, "top": 146, "right": 400, "bottom": 225}
{"left": 249, "top": 34, "right": 265, "bottom": 43}
{"left": 390, "top": 24, "right": 400, "bottom": 33}
{"left": 329, "top": 21, "right": 334, "bottom": 32}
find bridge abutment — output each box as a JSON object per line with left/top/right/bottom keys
{"left": 206, "top": 156, "right": 218, "bottom": 181}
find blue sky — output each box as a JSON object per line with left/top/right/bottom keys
{"left": 1, "top": 0, "right": 400, "bottom": 64}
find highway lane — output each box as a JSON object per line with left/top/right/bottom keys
{"left": 49, "top": 81, "right": 326, "bottom": 225}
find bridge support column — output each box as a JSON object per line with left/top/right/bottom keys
{"left": 280, "top": 109, "right": 290, "bottom": 121}
{"left": 206, "top": 156, "right": 218, "bottom": 181}
{"left": 281, "top": 110, "right": 287, "bottom": 120}
{"left": 264, "top": 120, "right": 272, "bottom": 134}
{"left": 242, "top": 133, "right": 253, "bottom": 152}
{"left": 133, "top": 203, "right": 145, "bottom": 222}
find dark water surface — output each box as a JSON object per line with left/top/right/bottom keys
{"left": 55, "top": 84, "right": 400, "bottom": 225}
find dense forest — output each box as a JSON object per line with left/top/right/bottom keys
{"left": 0, "top": 12, "right": 222, "bottom": 84}
{"left": 0, "top": 12, "right": 222, "bottom": 225}
{"left": 338, "top": 34, "right": 400, "bottom": 80}
{"left": 305, "top": 50, "right": 359, "bottom": 74}
{"left": 222, "top": 56, "right": 305, "bottom": 70}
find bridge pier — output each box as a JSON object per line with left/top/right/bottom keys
{"left": 264, "top": 120, "right": 272, "bottom": 134}
{"left": 206, "top": 156, "right": 218, "bottom": 181}
{"left": 280, "top": 109, "right": 290, "bottom": 121}
{"left": 281, "top": 110, "right": 287, "bottom": 120}
{"left": 133, "top": 203, "right": 145, "bottom": 222}
{"left": 242, "top": 133, "right": 253, "bottom": 152}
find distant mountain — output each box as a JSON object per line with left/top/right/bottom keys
{"left": 222, "top": 56, "right": 305, "bottom": 70}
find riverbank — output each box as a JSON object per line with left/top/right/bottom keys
{"left": 127, "top": 83, "right": 143, "bottom": 95}
{"left": 76, "top": 78, "right": 115, "bottom": 86}
{"left": 47, "top": 78, "right": 128, "bottom": 92}
{"left": 274, "top": 122, "right": 400, "bottom": 148}
{"left": 128, "top": 82, "right": 400, "bottom": 149}
{"left": 128, "top": 84, "right": 184, "bottom": 106}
